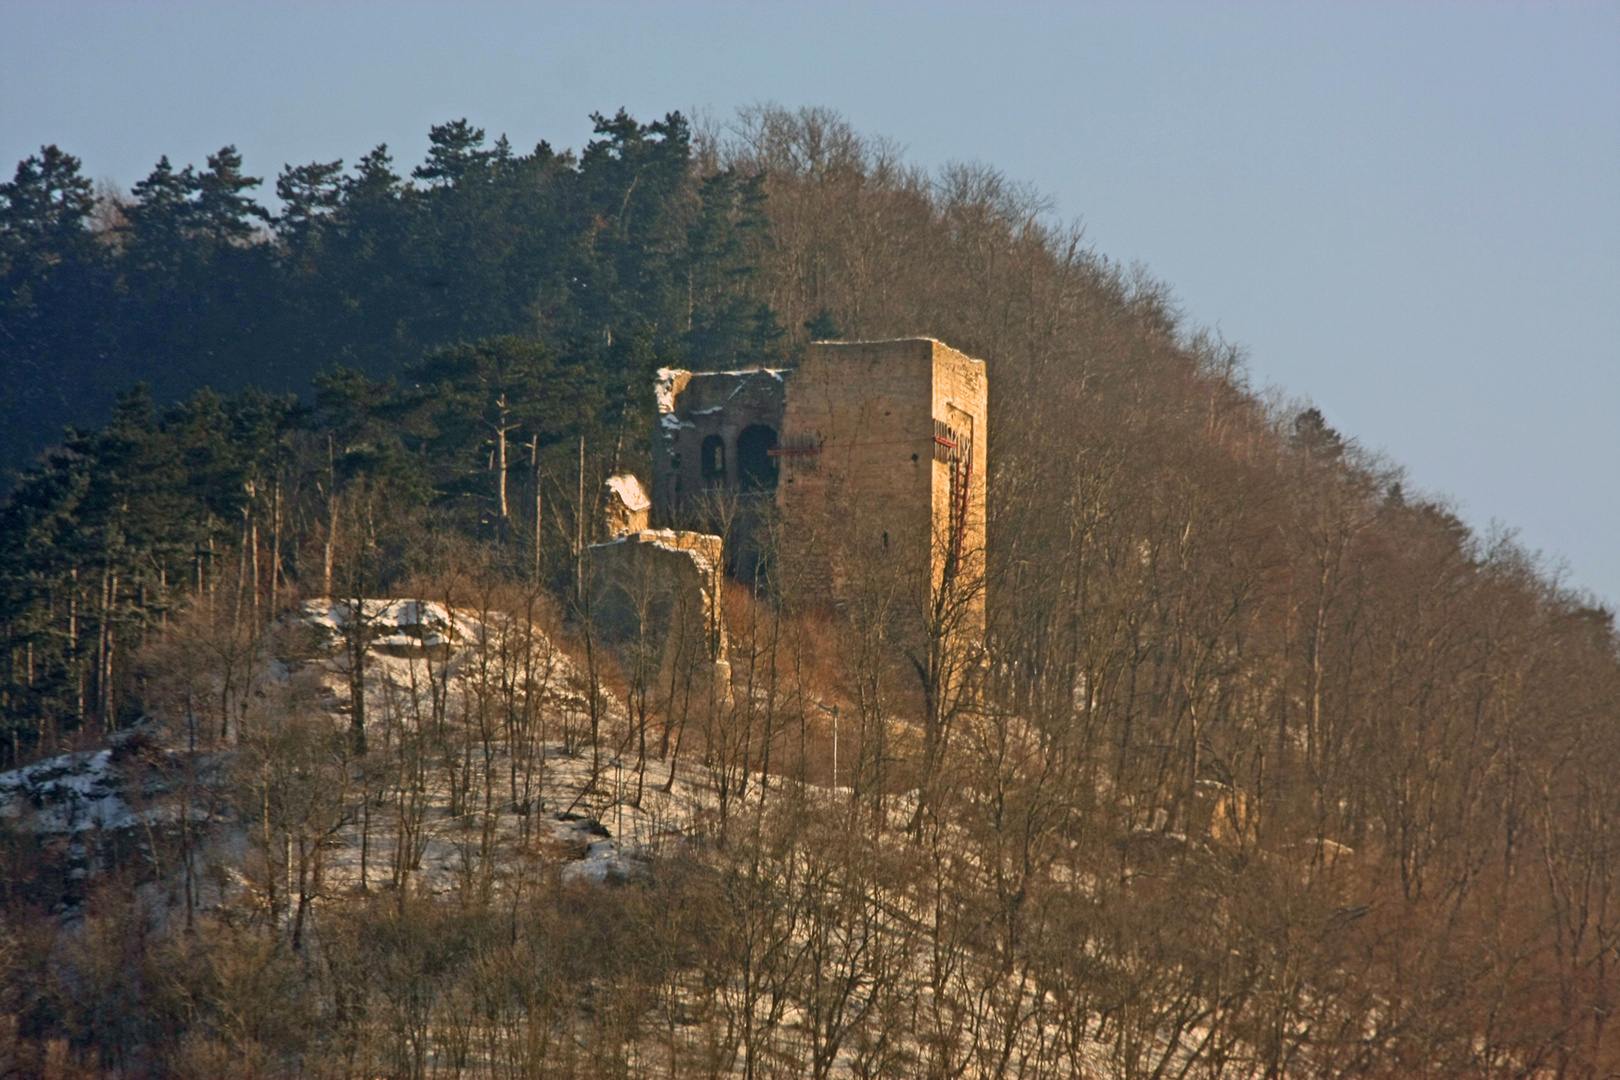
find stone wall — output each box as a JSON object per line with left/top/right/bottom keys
{"left": 928, "top": 339, "right": 989, "bottom": 634}
{"left": 586, "top": 529, "right": 728, "bottom": 681}
{"left": 777, "top": 339, "right": 987, "bottom": 637}
{"left": 652, "top": 367, "right": 789, "bottom": 524}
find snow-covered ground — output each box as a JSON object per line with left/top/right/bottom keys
{"left": 0, "top": 726, "right": 212, "bottom": 838}
{"left": 303, "top": 596, "right": 483, "bottom": 653}
{"left": 0, "top": 598, "right": 722, "bottom": 901}
{"left": 0, "top": 748, "right": 134, "bottom": 835}
{"left": 296, "top": 596, "right": 716, "bottom": 892}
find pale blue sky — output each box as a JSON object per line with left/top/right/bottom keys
{"left": 4, "top": 2, "right": 1617, "bottom": 603}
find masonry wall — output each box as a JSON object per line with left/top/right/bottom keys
{"left": 929, "top": 340, "right": 989, "bottom": 634}
{"left": 776, "top": 339, "right": 986, "bottom": 639}
{"left": 652, "top": 367, "right": 788, "bottom": 525}
{"left": 586, "top": 530, "right": 728, "bottom": 672}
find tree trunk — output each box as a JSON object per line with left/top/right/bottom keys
{"left": 98, "top": 565, "right": 115, "bottom": 730}
{"left": 532, "top": 435, "right": 542, "bottom": 587}
{"left": 269, "top": 477, "right": 281, "bottom": 617}
{"left": 69, "top": 567, "right": 82, "bottom": 724}
{"left": 324, "top": 435, "right": 336, "bottom": 598}
{"left": 250, "top": 519, "right": 260, "bottom": 626}
{"left": 495, "top": 394, "right": 510, "bottom": 541}
{"left": 234, "top": 509, "right": 248, "bottom": 632}
{"left": 576, "top": 435, "right": 586, "bottom": 604}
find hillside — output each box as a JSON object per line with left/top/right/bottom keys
{"left": 1, "top": 106, "right": 1617, "bottom": 1078}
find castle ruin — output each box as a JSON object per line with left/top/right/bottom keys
{"left": 589, "top": 337, "right": 987, "bottom": 673}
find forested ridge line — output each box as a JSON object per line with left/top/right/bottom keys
{"left": 0, "top": 106, "right": 1617, "bottom": 1077}
{"left": 0, "top": 109, "right": 782, "bottom": 485}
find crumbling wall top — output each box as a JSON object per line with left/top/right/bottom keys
{"left": 606, "top": 474, "right": 650, "bottom": 513}
{"left": 603, "top": 474, "right": 651, "bottom": 538}
{"left": 592, "top": 528, "right": 724, "bottom": 576}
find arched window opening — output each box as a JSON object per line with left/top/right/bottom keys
{"left": 700, "top": 434, "right": 726, "bottom": 482}
{"left": 736, "top": 425, "right": 779, "bottom": 491}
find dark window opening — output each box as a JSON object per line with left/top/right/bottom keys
{"left": 700, "top": 434, "right": 726, "bottom": 481}
{"left": 737, "top": 424, "right": 779, "bottom": 491}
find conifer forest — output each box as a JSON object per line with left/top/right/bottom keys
{"left": 1, "top": 107, "right": 1617, "bottom": 1077}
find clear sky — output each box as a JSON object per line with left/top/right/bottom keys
{"left": 4, "top": 2, "right": 1617, "bottom": 603}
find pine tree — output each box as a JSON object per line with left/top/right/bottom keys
{"left": 0, "top": 145, "right": 98, "bottom": 274}
{"left": 682, "top": 169, "right": 784, "bottom": 368}
{"left": 193, "top": 145, "right": 270, "bottom": 247}
{"left": 403, "top": 337, "right": 603, "bottom": 535}
{"left": 0, "top": 147, "right": 110, "bottom": 479}
{"left": 412, "top": 119, "right": 495, "bottom": 188}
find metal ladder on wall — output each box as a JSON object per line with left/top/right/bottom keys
{"left": 945, "top": 425, "right": 973, "bottom": 584}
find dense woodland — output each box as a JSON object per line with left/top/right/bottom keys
{"left": 1, "top": 107, "right": 1618, "bottom": 1077}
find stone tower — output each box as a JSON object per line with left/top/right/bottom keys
{"left": 777, "top": 339, "right": 987, "bottom": 635}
